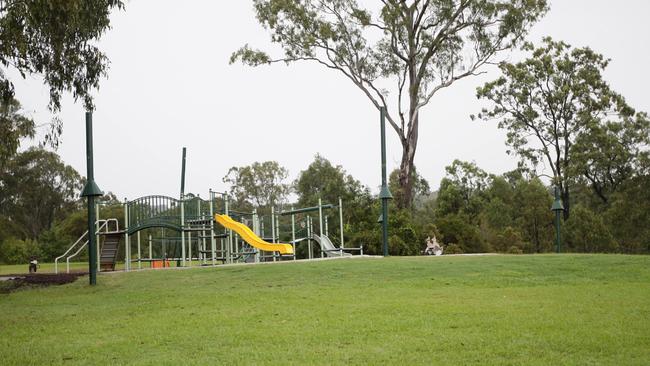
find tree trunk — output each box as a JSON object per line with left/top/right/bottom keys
{"left": 396, "top": 55, "right": 421, "bottom": 210}
{"left": 397, "top": 115, "right": 419, "bottom": 209}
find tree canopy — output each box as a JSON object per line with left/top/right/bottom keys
{"left": 0, "top": 0, "right": 123, "bottom": 145}
{"left": 0, "top": 97, "right": 33, "bottom": 169}
{"left": 475, "top": 38, "right": 650, "bottom": 218}
{"left": 294, "top": 154, "right": 369, "bottom": 208}
{"left": 0, "top": 147, "right": 83, "bottom": 240}
{"left": 222, "top": 161, "right": 291, "bottom": 212}
{"left": 231, "top": 0, "right": 548, "bottom": 208}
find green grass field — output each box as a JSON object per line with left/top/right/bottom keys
{"left": 1, "top": 255, "right": 649, "bottom": 365}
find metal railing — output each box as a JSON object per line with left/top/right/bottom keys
{"left": 126, "top": 195, "right": 216, "bottom": 234}
{"left": 54, "top": 219, "right": 120, "bottom": 274}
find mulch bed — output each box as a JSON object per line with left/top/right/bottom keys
{"left": 0, "top": 272, "right": 87, "bottom": 294}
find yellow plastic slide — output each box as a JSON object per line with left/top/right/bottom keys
{"left": 214, "top": 214, "right": 294, "bottom": 255}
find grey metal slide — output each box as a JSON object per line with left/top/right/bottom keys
{"left": 310, "top": 234, "right": 352, "bottom": 257}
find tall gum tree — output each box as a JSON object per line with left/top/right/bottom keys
{"left": 0, "top": 0, "right": 124, "bottom": 145}
{"left": 231, "top": 0, "right": 548, "bottom": 208}
{"left": 474, "top": 38, "right": 649, "bottom": 219}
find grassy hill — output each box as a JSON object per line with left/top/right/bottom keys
{"left": 1, "top": 255, "right": 649, "bottom": 365}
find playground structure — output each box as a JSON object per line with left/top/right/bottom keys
{"left": 56, "top": 191, "right": 362, "bottom": 273}
{"left": 56, "top": 146, "right": 363, "bottom": 274}
{"left": 75, "top": 108, "right": 391, "bottom": 285}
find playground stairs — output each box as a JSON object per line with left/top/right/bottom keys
{"left": 100, "top": 232, "right": 122, "bottom": 271}
{"left": 54, "top": 218, "right": 121, "bottom": 274}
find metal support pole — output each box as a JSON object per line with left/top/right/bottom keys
{"left": 253, "top": 208, "right": 260, "bottom": 263}
{"left": 137, "top": 231, "right": 141, "bottom": 270}
{"left": 200, "top": 224, "right": 204, "bottom": 264}
{"left": 180, "top": 147, "right": 186, "bottom": 198}
{"left": 325, "top": 216, "right": 329, "bottom": 237}
{"left": 271, "top": 207, "right": 276, "bottom": 243}
{"left": 269, "top": 207, "right": 275, "bottom": 262}
{"left": 339, "top": 197, "right": 344, "bottom": 248}
{"left": 225, "top": 195, "right": 232, "bottom": 264}
{"left": 181, "top": 196, "right": 186, "bottom": 267}
{"left": 253, "top": 209, "right": 259, "bottom": 235}
{"left": 95, "top": 203, "right": 101, "bottom": 273}
{"left": 318, "top": 198, "right": 324, "bottom": 258}
{"left": 209, "top": 191, "right": 216, "bottom": 266}
{"left": 307, "top": 216, "right": 313, "bottom": 260}
{"left": 291, "top": 209, "right": 296, "bottom": 260}
{"left": 197, "top": 198, "right": 201, "bottom": 264}
{"left": 235, "top": 216, "right": 241, "bottom": 259}
{"left": 273, "top": 215, "right": 280, "bottom": 262}
{"left": 81, "top": 111, "right": 103, "bottom": 285}
{"left": 188, "top": 231, "right": 192, "bottom": 267}
{"left": 148, "top": 234, "right": 152, "bottom": 260}
{"left": 124, "top": 199, "right": 130, "bottom": 271}
{"left": 555, "top": 210, "right": 562, "bottom": 253}
{"left": 379, "top": 107, "right": 393, "bottom": 257}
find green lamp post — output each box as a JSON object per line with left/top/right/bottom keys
{"left": 378, "top": 107, "right": 393, "bottom": 257}
{"left": 551, "top": 186, "right": 564, "bottom": 254}
{"left": 81, "top": 111, "right": 104, "bottom": 285}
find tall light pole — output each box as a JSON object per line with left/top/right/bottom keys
{"left": 378, "top": 107, "right": 393, "bottom": 256}
{"left": 551, "top": 186, "right": 564, "bottom": 253}
{"left": 81, "top": 111, "right": 103, "bottom": 285}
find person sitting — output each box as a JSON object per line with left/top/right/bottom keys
{"left": 29, "top": 256, "right": 39, "bottom": 273}
{"left": 424, "top": 237, "right": 436, "bottom": 255}
{"left": 431, "top": 236, "right": 443, "bottom": 256}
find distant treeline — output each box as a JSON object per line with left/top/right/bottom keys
{"left": 1, "top": 149, "right": 648, "bottom": 264}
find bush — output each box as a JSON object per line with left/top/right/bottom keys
{"left": 348, "top": 230, "right": 381, "bottom": 255}
{"left": 0, "top": 238, "right": 42, "bottom": 264}
{"left": 436, "top": 214, "right": 488, "bottom": 253}
{"left": 507, "top": 245, "right": 524, "bottom": 254}
{"left": 491, "top": 226, "right": 526, "bottom": 253}
{"left": 564, "top": 205, "right": 617, "bottom": 253}
{"left": 445, "top": 243, "right": 464, "bottom": 254}
{"left": 397, "top": 226, "right": 419, "bottom": 255}
{"left": 604, "top": 176, "right": 650, "bottom": 254}
{"left": 388, "top": 235, "right": 409, "bottom": 255}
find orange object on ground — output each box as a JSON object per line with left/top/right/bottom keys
{"left": 151, "top": 260, "right": 170, "bottom": 268}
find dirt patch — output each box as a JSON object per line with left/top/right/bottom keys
{"left": 0, "top": 272, "right": 86, "bottom": 294}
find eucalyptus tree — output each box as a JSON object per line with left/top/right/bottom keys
{"left": 435, "top": 159, "right": 490, "bottom": 221}
{"left": 294, "top": 154, "right": 370, "bottom": 207}
{"left": 222, "top": 161, "right": 292, "bottom": 212}
{"left": 0, "top": 0, "right": 124, "bottom": 145}
{"left": 475, "top": 38, "right": 649, "bottom": 219}
{"left": 0, "top": 147, "right": 83, "bottom": 239}
{"left": 388, "top": 167, "right": 430, "bottom": 208}
{"left": 294, "top": 154, "right": 374, "bottom": 240}
{"left": 570, "top": 114, "right": 650, "bottom": 204}
{"left": 0, "top": 98, "right": 33, "bottom": 169}
{"left": 231, "top": 0, "right": 548, "bottom": 208}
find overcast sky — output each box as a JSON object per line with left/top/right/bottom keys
{"left": 12, "top": 0, "right": 650, "bottom": 201}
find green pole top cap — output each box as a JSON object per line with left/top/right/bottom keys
{"left": 551, "top": 198, "right": 564, "bottom": 211}
{"left": 379, "top": 185, "right": 393, "bottom": 200}
{"left": 81, "top": 180, "right": 104, "bottom": 197}
{"left": 551, "top": 186, "right": 564, "bottom": 211}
